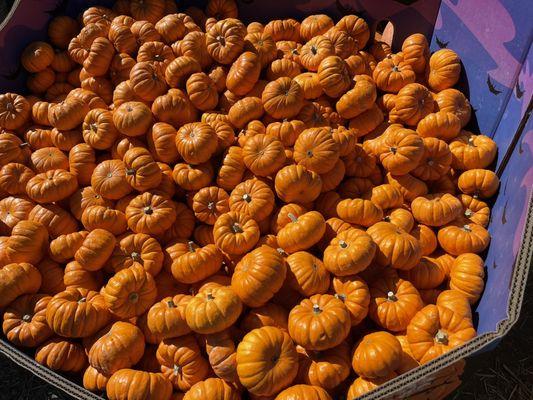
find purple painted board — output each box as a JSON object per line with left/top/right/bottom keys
{"left": 431, "top": 0, "right": 533, "bottom": 167}
{"left": 476, "top": 114, "right": 533, "bottom": 334}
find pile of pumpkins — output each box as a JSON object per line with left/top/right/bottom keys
{"left": 0, "top": 0, "right": 499, "bottom": 399}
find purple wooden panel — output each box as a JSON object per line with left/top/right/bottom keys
{"left": 430, "top": 0, "right": 532, "bottom": 142}
{"left": 475, "top": 116, "right": 533, "bottom": 334}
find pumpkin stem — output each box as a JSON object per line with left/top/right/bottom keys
{"left": 207, "top": 201, "right": 215, "bottom": 210}
{"left": 389, "top": 146, "right": 397, "bottom": 154}
{"left": 383, "top": 215, "right": 391, "bottom": 222}
{"left": 435, "top": 330, "right": 449, "bottom": 345}
{"left": 242, "top": 193, "right": 252, "bottom": 203}
{"left": 216, "top": 35, "right": 226, "bottom": 45}
{"left": 5, "top": 102, "right": 14, "bottom": 111}
{"left": 143, "top": 206, "right": 153, "bottom": 215}
{"left": 131, "top": 252, "right": 141, "bottom": 261}
{"left": 310, "top": 45, "right": 318, "bottom": 55}
{"left": 22, "top": 314, "right": 32, "bottom": 322}
{"left": 173, "top": 364, "right": 182, "bottom": 375}
{"left": 306, "top": 149, "right": 314, "bottom": 158}
{"left": 287, "top": 213, "right": 298, "bottom": 223}
{"left": 78, "top": 297, "right": 87, "bottom": 304}
{"left": 19, "top": 142, "right": 29, "bottom": 148}
{"left": 335, "top": 293, "right": 346, "bottom": 302}
{"left": 187, "top": 241, "right": 196, "bottom": 252}
{"left": 126, "top": 168, "right": 136, "bottom": 176}
{"left": 339, "top": 240, "right": 348, "bottom": 249}
{"left": 392, "top": 65, "right": 400, "bottom": 72}
{"left": 387, "top": 291, "right": 398, "bottom": 302}
{"left": 129, "top": 292, "right": 139, "bottom": 303}
{"left": 462, "top": 224, "right": 472, "bottom": 232}
{"left": 312, "top": 304, "right": 322, "bottom": 314}
{"left": 276, "top": 247, "right": 287, "bottom": 257}
{"left": 167, "top": 300, "right": 176, "bottom": 308}
{"left": 231, "top": 223, "right": 243, "bottom": 233}
{"left": 467, "top": 136, "right": 475, "bottom": 146}
{"left": 90, "top": 123, "right": 98, "bottom": 132}
{"left": 206, "top": 292, "right": 214, "bottom": 300}
{"left": 464, "top": 209, "right": 474, "bottom": 218}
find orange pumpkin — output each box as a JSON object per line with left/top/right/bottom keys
{"left": 35, "top": 338, "right": 87, "bottom": 373}
{"left": 126, "top": 192, "right": 177, "bottom": 236}
{"left": 389, "top": 83, "right": 434, "bottom": 126}
{"left": 206, "top": 18, "right": 246, "bottom": 65}
{"left": 449, "top": 253, "right": 485, "bottom": 304}
{"left": 323, "top": 228, "right": 376, "bottom": 276}
{"left": 231, "top": 245, "right": 286, "bottom": 307}
{"left": 317, "top": 56, "right": 351, "bottom": 98}
{"left": 352, "top": 331, "right": 402, "bottom": 379}
{"left": 411, "top": 193, "right": 462, "bottom": 227}
{"left": 288, "top": 294, "right": 351, "bottom": 351}
{"left": 367, "top": 222, "right": 421, "bottom": 270}
{"left": 276, "top": 384, "right": 332, "bottom": 400}
{"left": 286, "top": 251, "right": 330, "bottom": 297}
{"left": 106, "top": 369, "right": 172, "bottom": 400}
{"left": 113, "top": 101, "right": 153, "bottom": 137}
{"left": 213, "top": 211, "right": 260, "bottom": 255}
{"left": 277, "top": 211, "right": 326, "bottom": 254}
{"left": 185, "top": 286, "right": 242, "bottom": 334}
{"left": 293, "top": 127, "right": 339, "bottom": 174}
{"left": 45, "top": 287, "right": 110, "bottom": 338}
{"left": 75, "top": 229, "right": 116, "bottom": 272}
{"left": 369, "top": 269, "right": 424, "bottom": 332}
{"left": 402, "top": 33, "right": 429, "bottom": 74}
{"left": 437, "top": 221, "right": 490, "bottom": 256}
{"left": 102, "top": 264, "right": 157, "bottom": 319}
{"left": 166, "top": 240, "right": 222, "bottom": 284}
{"left": 407, "top": 304, "right": 476, "bottom": 364}
{"left": 2, "top": 294, "right": 52, "bottom": 347}
{"left": 332, "top": 275, "right": 370, "bottom": 326}
{"left": 428, "top": 49, "right": 461, "bottom": 91}
{"left": 229, "top": 178, "right": 275, "bottom": 222}
{"left": 372, "top": 55, "right": 415, "bottom": 93}
{"left": 242, "top": 134, "right": 286, "bottom": 177}
{"left": 182, "top": 377, "right": 240, "bottom": 400}
{"left": 236, "top": 326, "right": 298, "bottom": 396}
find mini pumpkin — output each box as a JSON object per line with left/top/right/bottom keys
{"left": 352, "top": 331, "right": 402, "bottom": 379}
{"left": 457, "top": 169, "right": 499, "bottom": 198}
{"left": 288, "top": 294, "right": 351, "bottom": 351}
{"left": 367, "top": 222, "right": 421, "bottom": 270}
{"left": 332, "top": 275, "right": 370, "bottom": 326}
{"left": 323, "top": 228, "right": 376, "bottom": 276}
{"left": 411, "top": 193, "right": 463, "bottom": 227}
{"left": 2, "top": 294, "right": 52, "bottom": 348}
{"left": 231, "top": 245, "right": 286, "bottom": 307}
{"left": 185, "top": 286, "right": 242, "bottom": 334}
{"left": 438, "top": 221, "right": 490, "bottom": 256}
{"left": 45, "top": 287, "right": 111, "bottom": 338}
{"left": 277, "top": 211, "right": 326, "bottom": 254}
{"left": 102, "top": 264, "right": 157, "bottom": 319}
{"left": 286, "top": 251, "right": 330, "bottom": 297}
{"left": 407, "top": 304, "right": 476, "bottom": 364}
{"left": 166, "top": 240, "right": 222, "bottom": 284}
{"left": 213, "top": 211, "right": 260, "bottom": 255}
{"left": 293, "top": 127, "right": 339, "bottom": 174}
{"left": 236, "top": 326, "right": 298, "bottom": 396}
{"left": 428, "top": 49, "right": 461, "bottom": 92}
{"left": 242, "top": 134, "right": 286, "bottom": 177}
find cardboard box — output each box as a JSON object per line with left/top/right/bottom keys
{"left": 1, "top": 0, "right": 532, "bottom": 398}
